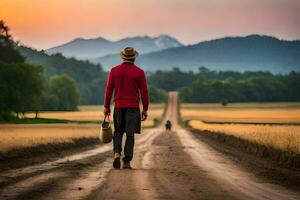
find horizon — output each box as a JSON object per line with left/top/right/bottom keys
{"left": 46, "top": 33, "right": 299, "bottom": 50}
{"left": 10, "top": 31, "right": 300, "bottom": 51}
{"left": 1, "top": 0, "right": 300, "bottom": 50}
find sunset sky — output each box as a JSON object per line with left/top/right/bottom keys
{"left": 1, "top": 0, "right": 300, "bottom": 49}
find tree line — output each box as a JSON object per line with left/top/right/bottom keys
{"left": 0, "top": 21, "right": 81, "bottom": 121}
{"left": 17, "top": 46, "right": 106, "bottom": 105}
{"left": 148, "top": 67, "right": 300, "bottom": 103}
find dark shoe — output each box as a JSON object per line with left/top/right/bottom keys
{"left": 113, "top": 153, "right": 121, "bottom": 169}
{"left": 123, "top": 162, "right": 132, "bottom": 169}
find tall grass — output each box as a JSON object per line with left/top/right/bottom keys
{"left": 25, "top": 104, "right": 165, "bottom": 126}
{"left": 189, "top": 120, "right": 300, "bottom": 154}
{"left": 0, "top": 104, "right": 165, "bottom": 153}
{"left": 181, "top": 102, "right": 300, "bottom": 124}
{"left": 0, "top": 124, "right": 99, "bottom": 153}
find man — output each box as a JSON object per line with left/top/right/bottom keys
{"left": 104, "top": 47, "right": 149, "bottom": 169}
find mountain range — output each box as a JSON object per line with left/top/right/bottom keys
{"left": 46, "top": 35, "right": 183, "bottom": 59}
{"left": 93, "top": 35, "right": 300, "bottom": 73}
{"left": 46, "top": 34, "right": 300, "bottom": 73}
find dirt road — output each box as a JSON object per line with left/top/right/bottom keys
{"left": 0, "top": 92, "right": 299, "bottom": 200}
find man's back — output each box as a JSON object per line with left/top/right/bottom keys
{"left": 104, "top": 62, "right": 149, "bottom": 111}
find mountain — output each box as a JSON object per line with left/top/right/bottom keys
{"left": 94, "top": 35, "right": 300, "bottom": 73}
{"left": 46, "top": 35, "right": 183, "bottom": 60}
{"left": 17, "top": 46, "right": 107, "bottom": 104}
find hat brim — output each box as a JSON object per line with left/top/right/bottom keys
{"left": 120, "top": 50, "right": 139, "bottom": 60}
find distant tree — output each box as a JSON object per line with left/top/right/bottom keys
{"left": 40, "top": 93, "right": 59, "bottom": 111}
{"left": 198, "top": 66, "right": 210, "bottom": 76}
{"left": 179, "top": 67, "right": 300, "bottom": 103}
{"left": 0, "top": 20, "right": 25, "bottom": 63}
{"left": 88, "top": 77, "right": 107, "bottom": 104}
{"left": 0, "top": 21, "right": 44, "bottom": 120}
{"left": 221, "top": 99, "right": 228, "bottom": 106}
{"left": 0, "top": 62, "right": 44, "bottom": 118}
{"left": 147, "top": 68, "right": 197, "bottom": 91}
{"left": 49, "top": 74, "right": 80, "bottom": 111}
{"left": 149, "top": 85, "right": 167, "bottom": 103}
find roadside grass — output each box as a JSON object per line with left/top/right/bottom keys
{"left": 3, "top": 117, "right": 101, "bottom": 124}
{"left": 189, "top": 120, "right": 300, "bottom": 154}
{"left": 181, "top": 102, "right": 300, "bottom": 168}
{"left": 181, "top": 102, "right": 300, "bottom": 124}
{"left": 188, "top": 121, "right": 300, "bottom": 168}
{"left": 0, "top": 137, "right": 99, "bottom": 171}
{"left": 182, "top": 102, "right": 300, "bottom": 110}
{"left": 22, "top": 104, "right": 165, "bottom": 127}
{"left": 202, "top": 121, "right": 300, "bottom": 126}
{"left": 0, "top": 103, "right": 166, "bottom": 164}
{"left": 0, "top": 124, "right": 100, "bottom": 153}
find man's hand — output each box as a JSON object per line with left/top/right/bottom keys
{"left": 141, "top": 110, "right": 148, "bottom": 121}
{"left": 104, "top": 107, "right": 111, "bottom": 117}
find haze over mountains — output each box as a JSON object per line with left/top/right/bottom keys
{"left": 46, "top": 35, "right": 183, "bottom": 59}
{"left": 46, "top": 34, "right": 300, "bottom": 73}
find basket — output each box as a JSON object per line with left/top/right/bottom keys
{"left": 99, "top": 115, "right": 113, "bottom": 143}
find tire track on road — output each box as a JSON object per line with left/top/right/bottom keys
{"left": 86, "top": 129, "right": 161, "bottom": 200}
{"left": 177, "top": 128, "right": 300, "bottom": 200}
{"left": 0, "top": 129, "right": 157, "bottom": 200}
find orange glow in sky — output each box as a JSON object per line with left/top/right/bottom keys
{"left": 1, "top": 0, "right": 300, "bottom": 49}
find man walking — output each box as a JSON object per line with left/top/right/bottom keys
{"left": 104, "top": 47, "right": 149, "bottom": 169}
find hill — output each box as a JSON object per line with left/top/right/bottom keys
{"left": 95, "top": 35, "right": 300, "bottom": 73}
{"left": 46, "top": 35, "right": 183, "bottom": 60}
{"left": 18, "top": 46, "right": 107, "bottom": 104}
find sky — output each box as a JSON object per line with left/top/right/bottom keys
{"left": 1, "top": 0, "right": 300, "bottom": 49}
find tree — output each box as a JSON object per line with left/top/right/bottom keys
{"left": 221, "top": 99, "right": 228, "bottom": 106}
{"left": 147, "top": 68, "right": 197, "bottom": 91}
{"left": 49, "top": 74, "right": 80, "bottom": 111}
{"left": 0, "top": 62, "right": 44, "bottom": 118}
{"left": 149, "top": 85, "right": 167, "bottom": 103}
{"left": 178, "top": 68, "right": 300, "bottom": 103}
{"left": 40, "top": 93, "right": 59, "bottom": 111}
{"left": 0, "top": 21, "right": 43, "bottom": 120}
{"left": 0, "top": 20, "right": 25, "bottom": 63}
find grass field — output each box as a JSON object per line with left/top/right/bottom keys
{"left": 25, "top": 104, "right": 165, "bottom": 127}
{"left": 0, "top": 104, "right": 165, "bottom": 153}
{"left": 189, "top": 120, "right": 300, "bottom": 154}
{"left": 181, "top": 102, "right": 300, "bottom": 163}
{"left": 0, "top": 124, "right": 99, "bottom": 153}
{"left": 181, "top": 102, "right": 300, "bottom": 124}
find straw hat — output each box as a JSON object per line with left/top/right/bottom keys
{"left": 120, "top": 47, "right": 139, "bottom": 60}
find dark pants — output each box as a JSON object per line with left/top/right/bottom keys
{"left": 113, "top": 132, "right": 135, "bottom": 162}
{"left": 113, "top": 108, "right": 141, "bottom": 162}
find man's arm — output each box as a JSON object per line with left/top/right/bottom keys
{"left": 104, "top": 70, "right": 114, "bottom": 116}
{"left": 139, "top": 71, "right": 149, "bottom": 120}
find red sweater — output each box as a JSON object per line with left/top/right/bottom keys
{"left": 104, "top": 63, "right": 149, "bottom": 111}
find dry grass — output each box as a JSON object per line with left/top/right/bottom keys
{"left": 181, "top": 103, "right": 300, "bottom": 124}
{"left": 189, "top": 120, "right": 300, "bottom": 154}
{"left": 182, "top": 102, "right": 300, "bottom": 109}
{"left": 25, "top": 104, "right": 165, "bottom": 127}
{"left": 0, "top": 124, "right": 99, "bottom": 153}
{"left": 1, "top": 104, "right": 165, "bottom": 153}
{"left": 182, "top": 103, "right": 300, "bottom": 155}
{"left": 25, "top": 106, "right": 103, "bottom": 121}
